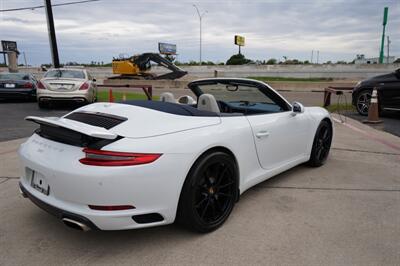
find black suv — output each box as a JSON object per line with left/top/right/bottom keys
{"left": 352, "top": 68, "right": 400, "bottom": 115}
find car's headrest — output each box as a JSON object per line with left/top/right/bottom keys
{"left": 178, "top": 95, "right": 196, "bottom": 105}
{"left": 159, "top": 92, "right": 176, "bottom": 103}
{"left": 197, "top": 94, "right": 220, "bottom": 113}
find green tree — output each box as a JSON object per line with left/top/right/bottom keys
{"left": 226, "top": 54, "right": 252, "bottom": 65}
{"left": 266, "top": 58, "right": 277, "bottom": 65}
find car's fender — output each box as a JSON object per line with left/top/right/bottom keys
{"left": 303, "top": 107, "right": 334, "bottom": 154}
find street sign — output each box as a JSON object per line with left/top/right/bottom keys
{"left": 158, "top": 43, "right": 177, "bottom": 55}
{"left": 234, "top": 35, "right": 245, "bottom": 46}
{"left": 1, "top": 40, "right": 17, "bottom": 52}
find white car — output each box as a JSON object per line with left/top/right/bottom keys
{"left": 37, "top": 68, "right": 97, "bottom": 108}
{"left": 18, "top": 78, "right": 333, "bottom": 232}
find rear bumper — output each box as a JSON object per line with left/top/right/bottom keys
{"left": 19, "top": 182, "right": 99, "bottom": 230}
{"left": 38, "top": 90, "right": 91, "bottom": 102}
{"left": 38, "top": 96, "right": 88, "bottom": 103}
{"left": 0, "top": 89, "right": 36, "bottom": 99}
{"left": 18, "top": 134, "right": 193, "bottom": 230}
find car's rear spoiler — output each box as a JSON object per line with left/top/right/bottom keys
{"left": 25, "top": 116, "right": 118, "bottom": 140}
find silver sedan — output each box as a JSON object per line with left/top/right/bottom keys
{"left": 37, "top": 68, "right": 97, "bottom": 108}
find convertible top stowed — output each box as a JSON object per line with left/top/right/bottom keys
{"left": 122, "top": 100, "right": 219, "bottom": 117}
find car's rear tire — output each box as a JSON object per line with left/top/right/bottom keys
{"left": 177, "top": 151, "right": 238, "bottom": 233}
{"left": 307, "top": 120, "right": 333, "bottom": 167}
{"left": 355, "top": 90, "right": 372, "bottom": 116}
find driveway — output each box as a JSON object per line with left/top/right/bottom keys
{"left": 0, "top": 115, "right": 399, "bottom": 265}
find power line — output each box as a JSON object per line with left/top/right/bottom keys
{"left": 0, "top": 0, "right": 100, "bottom": 12}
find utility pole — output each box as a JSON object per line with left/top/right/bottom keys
{"left": 311, "top": 50, "right": 314, "bottom": 63}
{"left": 44, "top": 0, "right": 60, "bottom": 68}
{"left": 317, "top": 50, "right": 319, "bottom": 64}
{"left": 379, "top": 7, "right": 388, "bottom": 64}
{"left": 193, "top": 4, "right": 207, "bottom": 65}
{"left": 23, "top": 52, "right": 27, "bottom": 67}
{"left": 387, "top": 36, "right": 390, "bottom": 64}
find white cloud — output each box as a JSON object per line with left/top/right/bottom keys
{"left": 0, "top": 0, "right": 399, "bottom": 65}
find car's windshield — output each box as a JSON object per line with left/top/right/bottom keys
{"left": 45, "top": 70, "right": 85, "bottom": 79}
{"left": 195, "top": 81, "right": 290, "bottom": 114}
{"left": 0, "top": 73, "right": 30, "bottom": 80}
{"left": 197, "top": 83, "right": 275, "bottom": 104}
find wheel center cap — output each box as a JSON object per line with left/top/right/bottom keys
{"left": 208, "top": 187, "right": 215, "bottom": 194}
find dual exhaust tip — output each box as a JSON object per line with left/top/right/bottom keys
{"left": 62, "top": 218, "right": 91, "bottom": 232}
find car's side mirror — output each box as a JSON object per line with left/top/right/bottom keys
{"left": 292, "top": 101, "right": 305, "bottom": 115}
{"left": 92, "top": 78, "right": 97, "bottom": 82}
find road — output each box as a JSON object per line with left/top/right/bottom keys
{"left": 0, "top": 115, "right": 399, "bottom": 265}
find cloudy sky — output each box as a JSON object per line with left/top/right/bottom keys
{"left": 0, "top": 0, "right": 399, "bottom": 65}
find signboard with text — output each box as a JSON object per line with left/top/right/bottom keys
{"left": 1, "top": 40, "right": 17, "bottom": 52}
{"left": 158, "top": 43, "right": 177, "bottom": 55}
{"left": 234, "top": 35, "right": 245, "bottom": 46}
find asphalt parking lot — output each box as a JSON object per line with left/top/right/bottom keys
{"left": 347, "top": 111, "right": 400, "bottom": 137}
{"left": 0, "top": 114, "right": 399, "bottom": 265}
{"left": 0, "top": 100, "right": 73, "bottom": 142}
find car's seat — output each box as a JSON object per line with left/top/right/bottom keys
{"left": 177, "top": 95, "right": 196, "bottom": 105}
{"left": 197, "top": 94, "right": 220, "bottom": 113}
{"left": 159, "top": 92, "right": 176, "bottom": 103}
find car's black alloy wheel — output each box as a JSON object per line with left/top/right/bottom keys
{"left": 356, "top": 90, "right": 372, "bottom": 116}
{"left": 308, "top": 120, "right": 333, "bottom": 167}
{"left": 177, "top": 151, "right": 238, "bottom": 233}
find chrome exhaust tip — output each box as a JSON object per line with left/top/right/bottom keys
{"left": 62, "top": 218, "right": 91, "bottom": 232}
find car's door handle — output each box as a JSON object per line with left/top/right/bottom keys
{"left": 256, "top": 131, "right": 270, "bottom": 138}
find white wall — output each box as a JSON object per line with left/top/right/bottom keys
{"left": 2, "top": 64, "right": 399, "bottom": 81}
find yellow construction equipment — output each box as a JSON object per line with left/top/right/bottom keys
{"left": 111, "top": 53, "right": 187, "bottom": 80}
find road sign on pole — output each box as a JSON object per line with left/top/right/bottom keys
{"left": 379, "top": 7, "right": 388, "bottom": 64}
{"left": 234, "top": 35, "right": 245, "bottom": 55}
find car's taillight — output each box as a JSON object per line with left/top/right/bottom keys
{"left": 88, "top": 205, "right": 135, "bottom": 211}
{"left": 79, "top": 82, "right": 89, "bottom": 90}
{"left": 79, "top": 148, "right": 162, "bottom": 166}
{"left": 23, "top": 82, "right": 33, "bottom": 88}
{"left": 37, "top": 81, "right": 46, "bottom": 89}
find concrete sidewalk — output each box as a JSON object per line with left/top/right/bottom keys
{"left": 0, "top": 116, "right": 399, "bottom": 265}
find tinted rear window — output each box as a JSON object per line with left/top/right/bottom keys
{"left": 0, "top": 73, "right": 30, "bottom": 80}
{"left": 45, "top": 70, "right": 85, "bottom": 79}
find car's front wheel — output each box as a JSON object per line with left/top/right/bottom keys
{"left": 177, "top": 151, "right": 238, "bottom": 233}
{"left": 308, "top": 120, "right": 333, "bottom": 167}
{"left": 356, "top": 90, "right": 372, "bottom": 116}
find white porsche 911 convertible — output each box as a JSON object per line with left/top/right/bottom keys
{"left": 18, "top": 78, "right": 333, "bottom": 233}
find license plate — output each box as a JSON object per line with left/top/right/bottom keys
{"left": 5, "top": 83, "right": 15, "bottom": 88}
{"left": 31, "top": 171, "right": 50, "bottom": 195}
